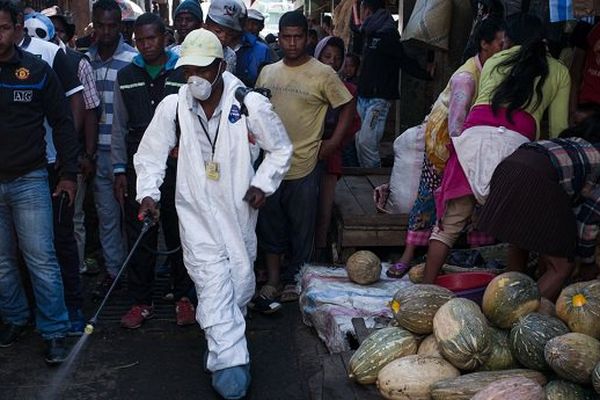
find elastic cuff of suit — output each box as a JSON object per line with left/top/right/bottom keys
{"left": 113, "top": 164, "right": 126, "bottom": 175}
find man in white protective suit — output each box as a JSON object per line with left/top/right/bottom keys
{"left": 133, "top": 28, "right": 292, "bottom": 399}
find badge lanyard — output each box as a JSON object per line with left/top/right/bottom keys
{"left": 197, "top": 115, "right": 220, "bottom": 180}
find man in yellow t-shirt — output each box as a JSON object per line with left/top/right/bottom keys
{"left": 253, "top": 11, "right": 353, "bottom": 313}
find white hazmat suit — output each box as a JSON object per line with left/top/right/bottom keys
{"left": 134, "top": 71, "right": 292, "bottom": 371}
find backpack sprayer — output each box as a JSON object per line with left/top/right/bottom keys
{"left": 84, "top": 214, "right": 155, "bottom": 335}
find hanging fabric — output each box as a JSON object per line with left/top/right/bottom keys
{"left": 401, "top": 0, "right": 453, "bottom": 50}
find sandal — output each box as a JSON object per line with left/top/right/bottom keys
{"left": 248, "top": 284, "right": 282, "bottom": 314}
{"left": 386, "top": 262, "right": 411, "bottom": 278}
{"left": 280, "top": 284, "right": 299, "bottom": 303}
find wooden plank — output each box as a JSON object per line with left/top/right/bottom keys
{"left": 321, "top": 355, "right": 359, "bottom": 400}
{"left": 335, "top": 178, "right": 365, "bottom": 216}
{"left": 342, "top": 229, "right": 407, "bottom": 247}
{"left": 341, "top": 352, "right": 383, "bottom": 400}
{"left": 342, "top": 167, "right": 392, "bottom": 176}
{"left": 308, "top": 370, "right": 324, "bottom": 400}
{"left": 351, "top": 318, "right": 371, "bottom": 344}
{"left": 345, "top": 176, "right": 377, "bottom": 214}
{"left": 342, "top": 213, "right": 409, "bottom": 227}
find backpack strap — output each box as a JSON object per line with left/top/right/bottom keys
{"left": 174, "top": 100, "right": 181, "bottom": 143}
{"left": 168, "top": 100, "right": 181, "bottom": 160}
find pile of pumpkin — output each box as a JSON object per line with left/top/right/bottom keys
{"left": 348, "top": 271, "right": 600, "bottom": 399}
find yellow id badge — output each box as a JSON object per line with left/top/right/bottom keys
{"left": 205, "top": 161, "right": 220, "bottom": 181}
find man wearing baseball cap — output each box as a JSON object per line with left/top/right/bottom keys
{"left": 245, "top": 8, "right": 265, "bottom": 37}
{"left": 205, "top": 0, "right": 271, "bottom": 87}
{"left": 133, "top": 28, "right": 292, "bottom": 399}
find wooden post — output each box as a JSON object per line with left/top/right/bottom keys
{"left": 69, "top": 0, "right": 91, "bottom": 36}
{"left": 394, "top": 0, "right": 404, "bottom": 137}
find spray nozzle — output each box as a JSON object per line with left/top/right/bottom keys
{"left": 84, "top": 324, "right": 95, "bottom": 335}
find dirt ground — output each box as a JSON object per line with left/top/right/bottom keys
{"left": 0, "top": 274, "right": 327, "bottom": 400}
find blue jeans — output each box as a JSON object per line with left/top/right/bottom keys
{"left": 356, "top": 97, "right": 392, "bottom": 168}
{"left": 0, "top": 168, "right": 69, "bottom": 339}
{"left": 93, "top": 150, "right": 125, "bottom": 277}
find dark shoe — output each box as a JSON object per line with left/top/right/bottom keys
{"left": 67, "top": 308, "right": 85, "bottom": 337}
{"left": 248, "top": 284, "right": 281, "bottom": 314}
{"left": 120, "top": 304, "right": 154, "bottom": 329}
{"left": 80, "top": 257, "right": 101, "bottom": 275}
{"left": 0, "top": 324, "right": 27, "bottom": 348}
{"left": 175, "top": 297, "right": 196, "bottom": 326}
{"left": 92, "top": 275, "right": 120, "bottom": 300}
{"left": 156, "top": 263, "right": 171, "bottom": 277}
{"left": 44, "top": 338, "right": 68, "bottom": 365}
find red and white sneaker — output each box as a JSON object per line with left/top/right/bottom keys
{"left": 120, "top": 304, "right": 154, "bottom": 329}
{"left": 175, "top": 297, "right": 196, "bottom": 326}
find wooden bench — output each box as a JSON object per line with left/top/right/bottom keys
{"left": 333, "top": 168, "right": 409, "bottom": 262}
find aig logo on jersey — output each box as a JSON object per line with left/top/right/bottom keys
{"left": 14, "top": 90, "right": 33, "bottom": 103}
{"left": 15, "top": 67, "right": 30, "bottom": 80}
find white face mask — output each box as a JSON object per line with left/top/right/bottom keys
{"left": 187, "top": 64, "right": 222, "bottom": 101}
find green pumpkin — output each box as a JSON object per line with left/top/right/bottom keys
{"left": 348, "top": 327, "right": 417, "bottom": 384}
{"left": 544, "top": 380, "right": 594, "bottom": 400}
{"left": 431, "top": 369, "right": 547, "bottom": 400}
{"left": 509, "top": 312, "right": 569, "bottom": 371}
{"left": 556, "top": 280, "right": 600, "bottom": 340}
{"left": 545, "top": 332, "right": 600, "bottom": 384}
{"left": 482, "top": 272, "right": 540, "bottom": 329}
{"left": 391, "top": 284, "right": 455, "bottom": 335}
{"left": 479, "top": 327, "right": 519, "bottom": 371}
{"left": 433, "top": 298, "right": 492, "bottom": 370}
{"left": 594, "top": 362, "right": 600, "bottom": 394}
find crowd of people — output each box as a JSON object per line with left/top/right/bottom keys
{"left": 0, "top": 0, "right": 386, "bottom": 397}
{"left": 3, "top": 0, "right": 600, "bottom": 397}
{"left": 382, "top": 9, "right": 600, "bottom": 305}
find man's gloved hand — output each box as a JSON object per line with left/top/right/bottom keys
{"left": 243, "top": 186, "right": 266, "bottom": 209}
{"left": 138, "top": 197, "right": 160, "bottom": 223}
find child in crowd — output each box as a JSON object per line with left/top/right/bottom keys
{"left": 313, "top": 36, "right": 361, "bottom": 261}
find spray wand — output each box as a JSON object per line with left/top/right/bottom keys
{"left": 84, "top": 214, "right": 155, "bottom": 335}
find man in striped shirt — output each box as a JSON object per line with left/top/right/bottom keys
{"left": 86, "top": 0, "right": 137, "bottom": 297}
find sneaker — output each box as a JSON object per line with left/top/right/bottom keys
{"left": 80, "top": 257, "right": 101, "bottom": 275}
{"left": 248, "top": 284, "right": 282, "bottom": 314}
{"left": 175, "top": 297, "right": 196, "bottom": 326}
{"left": 156, "top": 263, "right": 171, "bottom": 277}
{"left": 92, "top": 274, "right": 119, "bottom": 300}
{"left": 162, "top": 291, "right": 175, "bottom": 302}
{"left": 67, "top": 308, "right": 85, "bottom": 337}
{"left": 0, "top": 323, "right": 27, "bottom": 348}
{"left": 120, "top": 304, "right": 154, "bottom": 329}
{"left": 44, "top": 337, "right": 68, "bottom": 365}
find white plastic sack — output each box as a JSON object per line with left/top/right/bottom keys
{"left": 299, "top": 264, "right": 412, "bottom": 353}
{"left": 452, "top": 125, "right": 529, "bottom": 204}
{"left": 389, "top": 124, "right": 425, "bottom": 213}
